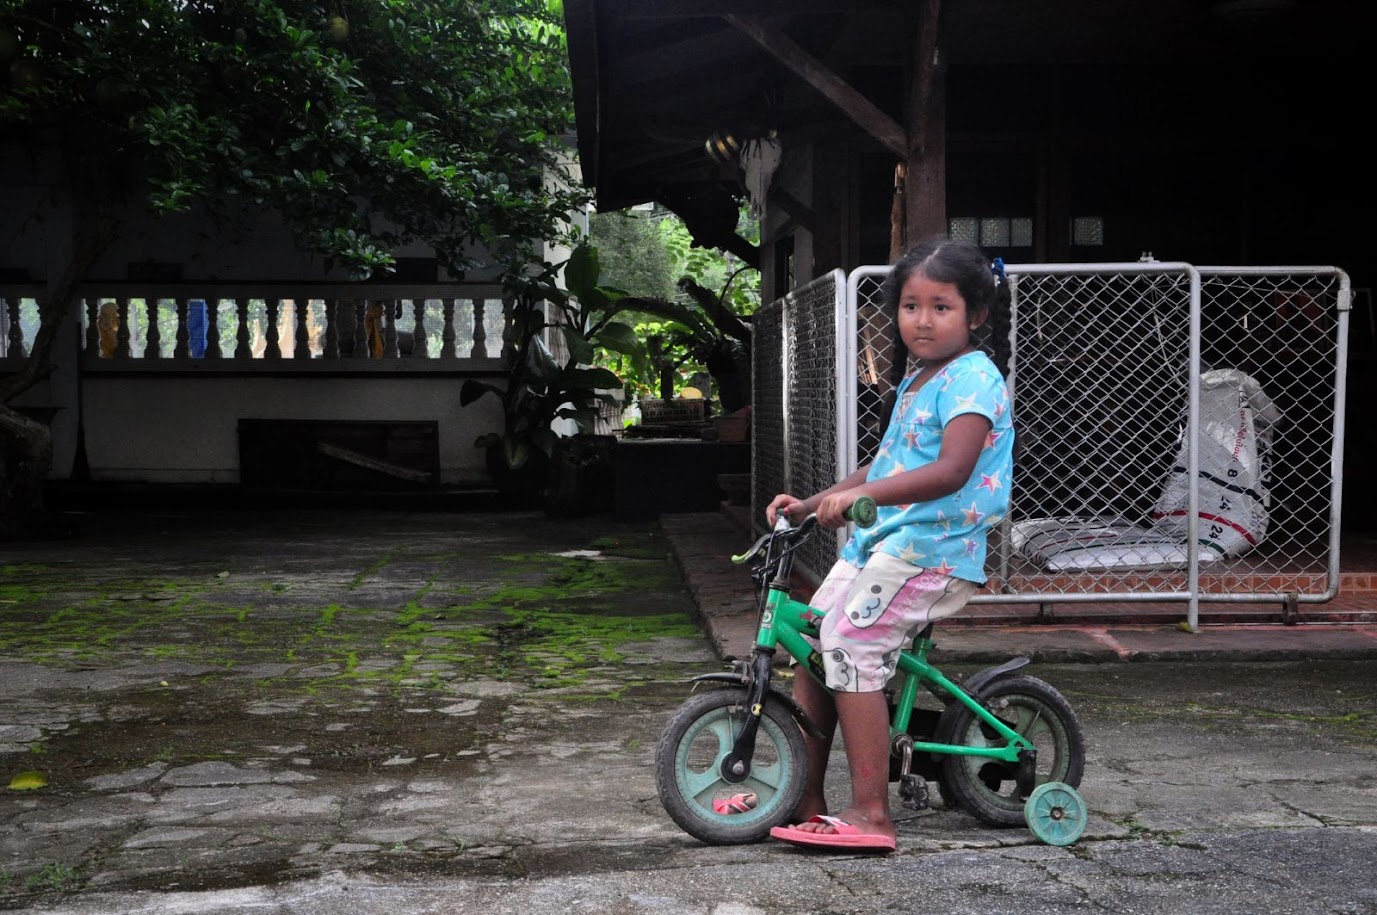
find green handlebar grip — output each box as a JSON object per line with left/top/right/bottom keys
{"left": 847, "top": 496, "right": 877, "bottom": 528}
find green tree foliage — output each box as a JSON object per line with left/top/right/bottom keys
{"left": 589, "top": 203, "right": 759, "bottom": 406}
{"left": 0, "top": 0, "right": 584, "bottom": 401}
{"left": 658, "top": 205, "right": 760, "bottom": 318}
{"left": 588, "top": 208, "right": 677, "bottom": 301}
{"left": 0, "top": 0, "right": 586, "bottom": 525}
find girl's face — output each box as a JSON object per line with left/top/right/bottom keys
{"left": 896, "top": 270, "right": 986, "bottom": 368}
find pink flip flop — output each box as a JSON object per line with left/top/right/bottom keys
{"left": 769, "top": 815, "right": 897, "bottom": 852}
{"left": 712, "top": 793, "right": 757, "bottom": 814}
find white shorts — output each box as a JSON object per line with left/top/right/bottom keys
{"left": 803, "top": 552, "right": 976, "bottom": 692}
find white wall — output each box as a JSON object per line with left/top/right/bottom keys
{"left": 80, "top": 375, "right": 505, "bottom": 485}
{"left": 2, "top": 142, "right": 577, "bottom": 490}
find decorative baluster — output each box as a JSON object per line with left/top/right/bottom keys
{"left": 354, "top": 300, "right": 369, "bottom": 358}
{"left": 6, "top": 298, "right": 25, "bottom": 359}
{"left": 115, "top": 298, "right": 131, "bottom": 359}
{"left": 265, "top": 298, "right": 281, "bottom": 358}
{"left": 83, "top": 299, "right": 99, "bottom": 357}
{"left": 235, "top": 298, "right": 252, "bottom": 359}
{"left": 323, "top": 300, "right": 340, "bottom": 359}
{"left": 383, "top": 300, "right": 399, "bottom": 357}
{"left": 294, "top": 297, "right": 311, "bottom": 358}
{"left": 412, "top": 299, "right": 429, "bottom": 358}
{"left": 440, "top": 298, "right": 456, "bottom": 358}
{"left": 471, "top": 299, "right": 487, "bottom": 358}
{"left": 142, "top": 299, "right": 161, "bottom": 359}
{"left": 174, "top": 297, "right": 190, "bottom": 358}
{"left": 501, "top": 293, "right": 516, "bottom": 361}
{"left": 205, "top": 299, "right": 222, "bottom": 358}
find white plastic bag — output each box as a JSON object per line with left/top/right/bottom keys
{"left": 1148, "top": 369, "right": 1280, "bottom": 558}
{"left": 1010, "top": 368, "right": 1280, "bottom": 571}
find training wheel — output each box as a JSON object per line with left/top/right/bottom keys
{"left": 1024, "top": 782, "right": 1087, "bottom": 846}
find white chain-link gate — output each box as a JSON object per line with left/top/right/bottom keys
{"left": 752, "top": 259, "right": 1351, "bottom": 629}
{"left": 752, "top": 270, "right": 849, "bottom": 581}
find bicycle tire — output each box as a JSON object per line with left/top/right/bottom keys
{"left": 939, "top": 674, "right": 1085, "bottom": 828}
{"left": 655, "top": 687, "right": 808, "bottom": 844}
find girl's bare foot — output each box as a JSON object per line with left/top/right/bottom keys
{"left": 789, "top": 806, "right": 894, "bottom": 841}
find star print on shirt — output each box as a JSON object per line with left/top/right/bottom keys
{"left": 979, "top": 471, "right": 1003, "bottom": 494}
{"left": 933, "top": 560, "right": 956, "bottom": 576}
{"left": 963, "top": 538, "right": 980, "bottom": 557}
{"left": 903, "top": 427, "right": 921, "bottom": 448}
{"left": 984, "top": 429, "right": 1004, "bottom": 450}
{"left": 898, "top": 543, "right": 925, "bottom": 563}
{"left": 954, "top": 392, "right": 981, "bottom": 412}
{"left": 935, "top": 510, "right": 952, "bottom": 531}
{"left": 962, "top": 502, "right": 984, "bottom": 526}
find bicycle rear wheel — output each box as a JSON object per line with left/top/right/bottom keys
{"left": 655, "top": 687, "right": 808, "bottom": 844}
{"left": 939, "top": 674, "right": 1085, "bottom": 828}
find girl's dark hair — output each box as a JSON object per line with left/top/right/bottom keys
{"left": 880, "top": 235, "right": 1013, "bottom": 385}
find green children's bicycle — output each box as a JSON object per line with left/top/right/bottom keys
{"left": 654, "top": 497, "right": 1088, "bottom": 847}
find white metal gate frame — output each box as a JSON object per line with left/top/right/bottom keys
{"left": 752, "top": 260, "right": 1349, "bottom": 630}
{"left": 752, "top": 270, "right": 850, "bottom": 582}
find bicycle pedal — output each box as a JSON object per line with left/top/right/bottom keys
{"left": 899, "top": 774, "right": 929, "bottom": 811}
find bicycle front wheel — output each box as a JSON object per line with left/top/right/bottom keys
{"left": 654, "top": 687, "right": 808, "bottom": 844}
{"left": 940, "top": 674, "right": 1085, "bottom": 828}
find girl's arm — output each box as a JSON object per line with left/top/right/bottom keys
{"left": 813, "top": 413, "right": 992, "bottom": 527}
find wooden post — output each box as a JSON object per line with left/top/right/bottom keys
{"left": 890, "top": 163, "right": 907, "bottom": 263}
{"left": 902, "top": 0, "right": 946, "bottom": 248}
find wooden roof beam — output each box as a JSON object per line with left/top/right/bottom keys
{"left": 723, "top": 13, "right": 906, "bottom": 159}
{"left": 607, "top": 0, "right": 892, "bottom": 19}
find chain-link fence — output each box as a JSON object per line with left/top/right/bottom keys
{"left": 752, "top": 270, "right": 848, "bottom": 580}
{"left": 755, "top": 260, "right": 1351, "bottom": 626}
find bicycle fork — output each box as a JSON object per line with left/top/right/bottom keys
{"left": 721, "top": 651, "right": 777, "bottom": 783}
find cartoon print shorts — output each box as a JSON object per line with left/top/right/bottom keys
{"left": 802, "top": 552, "right": 976, "bottom": 693}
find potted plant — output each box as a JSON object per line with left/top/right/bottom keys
{"left": 460, "top": 244, "right": 640, "bottom": 498}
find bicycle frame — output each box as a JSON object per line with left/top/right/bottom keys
{"left": 738, "top": 518, "right": 1034, "bottom": 769}
{"left": 653, "top": 508, "right": 1093, "bottom": 846}
{"left": 762, "top": 589, "right": 1030, "bottom": 765}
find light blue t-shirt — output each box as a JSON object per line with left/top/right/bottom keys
{"left": 839, "top": 351, "right": 1014, "bottom": 584}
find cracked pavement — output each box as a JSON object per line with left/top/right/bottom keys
{"left": 2, "top": 509, "right": 1375, "bottom": 914}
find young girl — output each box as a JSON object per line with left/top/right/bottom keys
{"left": 763, "top": 236, "right": 1014, "bottom": 852}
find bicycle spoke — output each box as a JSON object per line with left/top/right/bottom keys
{"left": 683, "top": 767, "right": 723, "bottom": 802}
{"left": 706, "top": 714, "right": 740, "bottom": 757}
{"left": 1018, "top": 707, "right": 1046, "bottom": 739}
{"left": 744, "top": 758, "right": 786, "bottom": 794}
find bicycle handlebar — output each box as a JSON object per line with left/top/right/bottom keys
{"left": 730, "top": 496, "right": 878, "bottom": 564}
{"left": 847, "top": 495, "right": 878, "bottom": 528}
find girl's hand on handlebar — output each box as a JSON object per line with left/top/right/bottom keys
{"left": 815, "top": 491, "right": 863, "bottom": 529}
{"left": 765, "top": 493, "right": 806, "bottom": 527}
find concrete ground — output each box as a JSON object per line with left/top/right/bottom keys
{"left": 2, "top": 506, "right": 1376, "bottom": 914}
